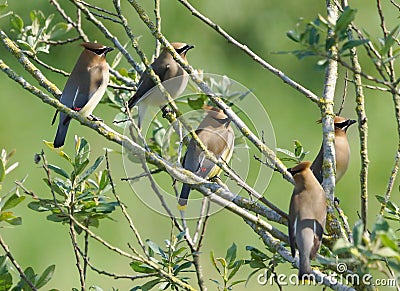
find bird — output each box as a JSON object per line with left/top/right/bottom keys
{"left": 127, "top": 42, "right": 194, "bottom": 128}
{"left": 311, "top": 116, "right": 356, "bottom": 184}
{"left": 53, "top": 42, "right": 114, "bottom": 148}
{"left": 288, "top": 161, "right": 326, "bottom": 279}
{"left": 178, "top": 107, "right": 234, "bottom": 209}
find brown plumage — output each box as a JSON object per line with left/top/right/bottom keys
{"left": 127, "top": 42, "right": 194, "bottom": 128}
{"left": 311, "top": 116, "right": 356, "bottom": 183}
{"left": 288, "top": 161, "right": 326, "bottom": 278}
{"left": 178, "top": 107, "right": 234, "bottom": 209}
{"left": 53, "top": 42, "right": 113, "bottom": 148}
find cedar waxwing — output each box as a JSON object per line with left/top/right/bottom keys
{"left": 53, "top": 42, "right": 113, "bottom": 148}
{"left": 178, "top": 108, "right": 234, "bottom": 209}
{"left": 127, "top": 42, "right": 194, "bottom": 128}
{"left": 311, "top": 116, "right": 356, "bottom": 184}
{"left": 288, "top": 161, "right": 326, "bottom": 278}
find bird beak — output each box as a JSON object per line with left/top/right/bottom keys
{"left": 348, "top": 119, "right": 357, "bottom": 126}
{"left": 105, "top": 47, "right": 114, "bottom": 54}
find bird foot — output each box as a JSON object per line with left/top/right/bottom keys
{"left": 89, "top": 115, "right": 103, "bottom": 122}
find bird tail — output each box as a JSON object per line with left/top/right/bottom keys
{"left": 178, "top": 183, "right": 191, "bottom": 210}
{"left": 298, "top": 252, "right": 312, "bottom": 280}
{"left": 53, "top": 114, "right": 71, "bottom": 148}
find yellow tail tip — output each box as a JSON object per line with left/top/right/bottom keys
{"left": 43, "top": 140, "right": 68, "bottom": 158}
{"left": 177, "top": 204, "right": 187, "bottom": 211}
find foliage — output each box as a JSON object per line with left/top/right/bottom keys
{"left": 9, "top": 9, "right": 71, "bottom": 55}
{"left": 0, "top": 149, "right": 23, "bottom": 226}
{"left": 130, "top": 231, "right": 192, "bottom": 290}
{"left": 332, "top": 217, "right": 400, "bottom": 280}
{"left": 28, "top": 137, "right": 118, "bottom": 233}
{"left": 0, "top": 256, "right": 55, "bottom": 291}
{"left": 244, "top": 245, "right": 284, "bottom": 287}
{"left": 276, "top": 140, "right": 309, "bottom": 164}
{"left": 209, "top": 243, "right": 246, "bottom": 291}
{"left": 284, "top": 7, "right": 368, "bottom": 68}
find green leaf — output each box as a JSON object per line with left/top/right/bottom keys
{"left": 28, "top": 201, "right": 52, "bottom": 212}
{"left": 73, "top": 159, "right": 90, "bottom": 178}
{"left": 0, "top": 272, "right": 12, "bottom": 290}
{"left": 48, "top": 164, "right": 70, "bottom": 179}
{"left": 216, "top": 257, "right": 227, "bottom": 268}
{"left": 333, "top": 238, "right": 353, "bottom": 254}
{"left": 2, "top": 194, "right": 25, "bottom": 211}
{"left": 75, "top": 137, "right": 90, "bottom": 165}
{"left": 172, "top": 246, "right": 187, "bottom": 258}
{"left": 335, "top": 7, "right": 357, "bottom": 34}
{"left": 380, "top": 25, "right": 399, "bottom": 56}
{"left": 5, "top": 162, "right": 18, "bottom": 175}
{"left": 286, "top": 30, "right": 300, "bottom": 42}
{"left": 50, "top": 22, "right": 70, "bottom": 39}
{"left": 228, "top": 260, "right": 243, "bottom": 280}
{"left": 88, "top": 286, "right": 103, "bottom": 291}
{"left": 340, "top": 39, "right": 368, "bottom": 52}
{"left": 379, "top": 234, "right": 398, "bottom": 251}
{"left": 36, "top": 265, "right": 55, "bottom": 288}
{"left": 77, "top": 156, "right": 104, "bottom": 183}
{"left": 210, "top": 251, "right": 221, "bottom": 275}
{"left": 0, "top": 1, "right": 8, "bottom": 14}
{"left": 141, "top": 278, "right": 160, "bottom": 291}
{"left": 188, "top": 96, "right": 205, "bottom": 110}
{"left": 173, "top": 261, "right": 192, "bottom": 275}
{"left": 375, "top": 247, "right": 399, "bottom": 258}
{"left": 0, "top": 159, "right": 5, "bottom": 183}
{"left": 10, "top": 14, "right": 23, "bottom": 33}
{"left": 146, "top": 239, "right": 164, "bottom": 257}
{"left": 352, "top": 220, "right": 364, "bottom": 247}
{"left": 129, "top": 261, "right": 155, "bottom": 274}
{"left": 229, "top": 279, "right": 246, "bottom": 287}
{"left": 225, "top": 243, "right": 237, "bottom": 268}
{"left": 99, "top": 170, "right": 109, "bottom": 191}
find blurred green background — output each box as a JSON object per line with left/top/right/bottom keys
{"left": 0, "top": 0, "right": 398, "bottom": 290}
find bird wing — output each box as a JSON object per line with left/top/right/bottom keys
{"left": 310, "top": 145, "right": 323, "bottom": 184}
{"left": 73, "top": 66, "right": 105, "bottom": 109}
{"left": 128, "top": 61, "right": 170, "bottom": 108}
{"left": 288, "top": 194, "right": 298, "bottom": 257}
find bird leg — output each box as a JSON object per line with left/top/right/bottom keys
{"left": 161, "top": 105, "right": 175, "bottom": 119}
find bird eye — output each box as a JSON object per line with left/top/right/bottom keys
{"left": 88, "top": 48, "right": 107, "bottom": 55}
{"left": 175, "top": 44, "right": 193, "bottom": 55}
{"left": 334, "top": 121, "right": 348, "bottom": 129}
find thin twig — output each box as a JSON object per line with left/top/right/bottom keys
{"left": 154, "top": 0, "right": 161, "bottom": 58}
{"left": 44, "top": 36, "right": 81, "bottom": 46}
{"left": 50, "top": 0, "right": 88, "bottom": 42}
{"left": 334, "top": 200, "right": 352, "bottom": 243}
{"left": 343, "top": 0, "right": 369, "bottom": 232}
{"left": 176, "top": 0, "right": 320, "bottom": 104}
{"left": 105, "top": 149, "right": 148, "bottom": 256}
{"left": 78, "top": 0, "right": 119, "bottom": 17}
{"left": 0, "top": 235, "right": 38, "bottom": 291}
{"left": 121, "top": 168, "right": 163, "bottom": 181}
{"left": 337, "top": 70, "right": 348, "bottom": 116}
{"left": 380, "top": 148, "right": 400, "bottom": 215}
